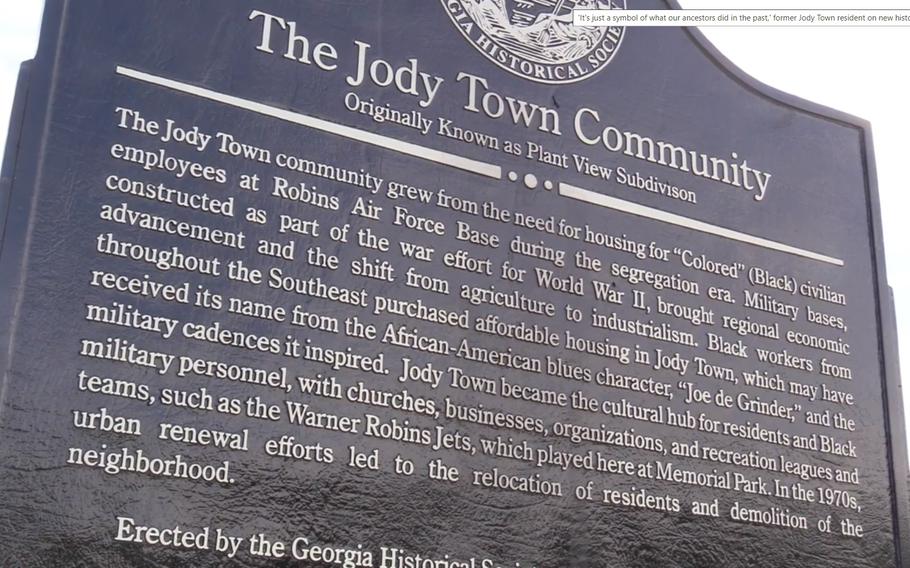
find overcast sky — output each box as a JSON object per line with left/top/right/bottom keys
{"left": 1, "top": 2, "right": 909, "bottom": 437}
{"left": 682, "top": 0, "right": 910, "bottom": 440}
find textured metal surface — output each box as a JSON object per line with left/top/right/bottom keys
{"left": 0, "top": 1, "right": 906, "bottom": 566}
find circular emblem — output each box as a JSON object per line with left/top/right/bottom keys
{"left": 441, "top": 0, "right": 627, "bottom": 84}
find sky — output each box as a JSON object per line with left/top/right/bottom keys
{"left": 0, "top": 4, "right": 41, "bottom": 154}
{"left": 1, "top": 2, "right": 908, "bottom": 432}
{"left": 680, "top": 0, "right": 910, "bottom": 439}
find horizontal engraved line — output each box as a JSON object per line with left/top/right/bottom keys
{"left": 558, "top": 182, "right": 844, "bottom": 267}
{"left": 115, "top": 66, "right": 502, "bottom": 180}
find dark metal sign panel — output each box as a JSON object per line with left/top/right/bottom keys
{"left": 0, "top": 1, "right": 906, "bottom": 566}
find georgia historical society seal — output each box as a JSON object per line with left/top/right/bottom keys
{"left": 441, "top": 0, "right": 626, "bottom": 84}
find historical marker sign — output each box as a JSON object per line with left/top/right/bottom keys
{"left": 0, "top": 1, "right": 907, "bottom": 566}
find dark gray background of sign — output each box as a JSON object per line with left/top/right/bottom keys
{"left": 0, "top": 1, "right": 906, "bottom": 566}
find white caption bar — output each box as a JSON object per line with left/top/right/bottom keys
{"left": 559, "top": 182, "right": 844, "bottom": 267}
{"left": 574, "top": 9, "right": 910, "bottom": 27}
{"left": 115, "top": 66, "right": 502, "bottom": 180}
